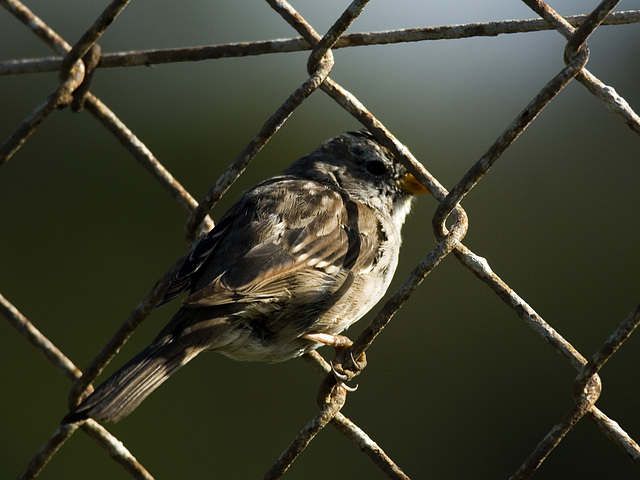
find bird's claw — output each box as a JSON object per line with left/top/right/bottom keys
{"left": 303, "top": 332, "right": 366, "bottom": 395}
{"left": 330, "top": 361, "right": 359, "bottom": 392}
{"left": 347, "top": 351, "right": 366, "bottom": 371}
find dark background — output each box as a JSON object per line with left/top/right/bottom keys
{"left": 1, "top": 1, "right": 640, "bottom": 478}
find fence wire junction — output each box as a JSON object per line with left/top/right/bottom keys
{"left": 1, "top": 0, "right": 640, "bottom": 479}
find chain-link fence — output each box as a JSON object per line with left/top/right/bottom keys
{"left": 2, "top": 0, "right": 640, "bottom": 479}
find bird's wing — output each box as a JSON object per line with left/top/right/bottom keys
{"left": 156, "top": 213, "right": 236, "bottom": 306}
{"left": 180, "top": 181, "right": 384, "bottom": 308}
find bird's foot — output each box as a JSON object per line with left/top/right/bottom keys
{"left": 302, "top": 332, "right": 367, "bottom": 392}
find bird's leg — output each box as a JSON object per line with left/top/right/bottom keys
{"left": 302, "top": 333, "right": 367, "bottom": 391}
{"left": 303, "top": 332, "right": 353, "bottom": 349}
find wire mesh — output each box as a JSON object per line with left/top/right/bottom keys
{"left": 1, "top": 0, "right": 639, "bottom": 479}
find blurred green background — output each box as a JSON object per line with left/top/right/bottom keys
{"left": 2, "top": 1, "right": 640, "bottom": 479}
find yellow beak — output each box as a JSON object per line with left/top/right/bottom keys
{"left": 400, "top": 173, "right": 430, "bottom": 195}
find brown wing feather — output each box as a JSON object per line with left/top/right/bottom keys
{"left": 182, "top": 183, "right": 384, "bottom": 309}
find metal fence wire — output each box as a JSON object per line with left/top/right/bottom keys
{"left": 1, "top": 0, "right": 640, "bottom": 478}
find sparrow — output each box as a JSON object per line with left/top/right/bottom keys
{"left": 62, "top": 130, "right": 428, "bottom": 424}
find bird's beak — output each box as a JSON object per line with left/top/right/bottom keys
{"left": 400, "top": 173, "right": 430, "bottom": 195}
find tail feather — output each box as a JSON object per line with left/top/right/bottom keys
{"left": 62, "top": 340, "right": 199, "bottom": 424}
{"left": 63, "top": 309, "right": 238, "bottom": 424}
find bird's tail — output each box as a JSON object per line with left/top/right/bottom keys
{"left": 62, "top": 339, "right": 200, "bottom": 424}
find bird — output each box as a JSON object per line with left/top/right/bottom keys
{"left": 62, "top": 130, "right": 428, "bottom": 424}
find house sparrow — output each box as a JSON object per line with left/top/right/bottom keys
{"left": 62, "top": 130, "right": 428, "bottom": 423}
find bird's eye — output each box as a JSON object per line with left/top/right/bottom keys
{"left": 365, "top": 160, "right": 387, "bottom": 176}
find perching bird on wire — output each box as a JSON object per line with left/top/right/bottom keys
{"left": 62, "top": 130, "right": 428, "bottom": 424}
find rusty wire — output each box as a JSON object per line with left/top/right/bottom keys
{"left": 1, "top": 0, "right": 639, "bottom": 479}
{"left": 2, "top": 10, "right": 640, "bottom": 76}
